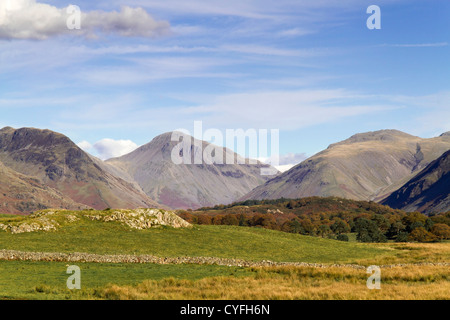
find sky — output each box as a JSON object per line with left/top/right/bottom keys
{"left": 0, "top": 0, "right": 449, "bottom": 171}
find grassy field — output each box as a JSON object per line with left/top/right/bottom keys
{"left": 96, "top": 265, "right": 450, "bottom": 300}
{"left": 0, "top": 261, "right": 254, "bottom": 300}
{"left": 1, "top": 262, "right": 448, "bottom": 300}
{"left": 0, "top": 212, "right": 393, "bottom": 264}
{"left": 1, "top": 211, "right": 449, "bottom": 300}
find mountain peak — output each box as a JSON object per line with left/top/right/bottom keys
{"left": 0, "top": 127, "right": 74, "bottom": 154}
{"left": 327, "top": 129, "right": 416, "bottom": 149}
{"left": 106, "top": 131, "right": 276, "bottom": 209}
{"left": 440, "top": 131, "right": 450, "bottom": 137}
{"left": 242, "top": 129, "right": 450, "bottom": 204}
{"left": 0, "top": 126, "right": 160, "bottom": 212}
{"left": 0, "top": 126, "right": 15, "bottom": 132}
{"left": 344, "top": 129, "right": 415, "bottom": 143}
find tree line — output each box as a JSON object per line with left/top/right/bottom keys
{"left": 178, "top": 197, "right": 450, "bottom": 243}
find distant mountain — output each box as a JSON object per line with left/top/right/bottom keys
{"left": 382, "top": 149, "right": 450, "bottom": 213}
{"left": 106, "top": 132, "right": 276, "bottom": 209}
{"left": 0, "top": 160, "right": 88, "bottom": 214}
{"left": 241, "top": 130, "right": 450, "bottom": 202}
{"left": 0, "top": 127, "right": 161, "bottom": 211}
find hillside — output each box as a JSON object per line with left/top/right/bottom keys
{"left": 0, "top": 209, "right": 389, "bottom": 263}
{"left": 0, "top": 127, "right": 161, "bottom": 212}
{"left": 106, "top": 132, "right": 276, "bottom": 209}
{"left": 383, "top": 149, "right": 450, "bottom": 213}
{"left": 241, "top": 130, "right": 450, "bottom": 203}
{"left": 184, "top": 196, "right": 450, "bottom": 243}
{"left": 0, "top": 161, "right": 88, "bottom": 214}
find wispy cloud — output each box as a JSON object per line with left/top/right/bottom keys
{"left": 51, "top": 89, "right": 399, "bottom": 134}
{"left": 380, "top": 42, "right": 448, "bottom": 48}
{"left": 387, "top": 91, "right": 450, "bottom": 137}
{"left": 186, "top": 89, "right": 398, "bottom": 130}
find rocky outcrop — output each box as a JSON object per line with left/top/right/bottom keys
{"left": 85, "top": 208, "right": 191, "bottom": 229}
{"left": 0, "top": 208, "right": 191, "bottom": 233}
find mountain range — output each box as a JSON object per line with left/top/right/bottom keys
{"left": 0, "top": 126, "right": 449, "bottom": 214}
{"left": 0, "top": 127, "right": 160, "bottom": 213}
{"left": 0, "top": 127, "right": 274, "bottom": 213}
{"left": 241, "top": 130, "right": 450, "bottom": 207}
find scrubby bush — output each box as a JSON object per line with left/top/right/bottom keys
{"left": 395, "top": 232, "right": 409, "bottom": 242}
{"left": 336, "top": 234, "right": 349, "bottom": 242}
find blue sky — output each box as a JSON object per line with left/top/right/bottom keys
{"left": 0, "top": 0, "right": 449, "bottom": 168}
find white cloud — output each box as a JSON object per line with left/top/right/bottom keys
{"left": 0, "top": 0, "right": 170, "bottom": 40}
{"left": 259, "top": 152, "right": 308, "bottom": 172}
{"left": 76, "top": 140, "right": 93, "bottom": 151}
{"left": 77, "top": 138, "right": 139, "bottom": 160}
{"left": 275, "top": 164, "right": 296, "bottom": 172}
{"left": 93, "top": 139, "right": 139, "bottom": 160}
{"left": 278, "top": 152, "right": 309, "bottom": 166}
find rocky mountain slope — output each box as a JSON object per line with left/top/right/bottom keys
{"left": 241, "top": 130, "right": 450, "bottom": 202}
{"left": 106, "top": 132, "right": 276, "bottom": 209}
{"left": 0, "top": 160, "right": 88, "bottom": 214}
{"left": 382, "top": 149, "right": 450, "bottom": 213}
{"left": 0, "top": 127, "right": 161, "bottom": 212}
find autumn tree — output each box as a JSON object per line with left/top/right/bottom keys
{"left": 371, "top": 214, "right": 391, "bottom": 233}
{"left": 431, "top": 224, "right": 450, "bottom": 240}
{"left": 408, "top": 227, "right": 437, "bottom": 243}
{"left": 222, "top": 214, "right": 239, "bottom": 226}
{"left": 317, "top": 224, "right": 332, "bottom": 237}
{"left": 212, "top": 215, "right": 224, "bottom": 225}
{"left": 178, "top": 211, "right": 195, "bottom": 224}
{"left": 402, "top": 212, "right": 427, "bottom": 231}
{"left": 197, "top": 214, "right": 212, "bottom": 225}
{"left": 331, "top": 218, "right": 350, "bottom": 234}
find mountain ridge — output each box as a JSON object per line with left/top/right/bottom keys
{"left": 382, "top": 149, "right": 450, "bottom": 213}
{"left": 241, "top": 129, "right": 450, "bottom": 203}
{"left": 0, "top": 127, "right": 161, "bottom": 212}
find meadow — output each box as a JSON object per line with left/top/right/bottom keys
{"left": 0, "top": 212, "right": 392, "bottom": 263}
{"left": 0, "top": 211, "right": 449, "bottom": 300}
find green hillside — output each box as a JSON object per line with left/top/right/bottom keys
{"left": 0, "top": 209, "right": 390, "bottom": 264}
